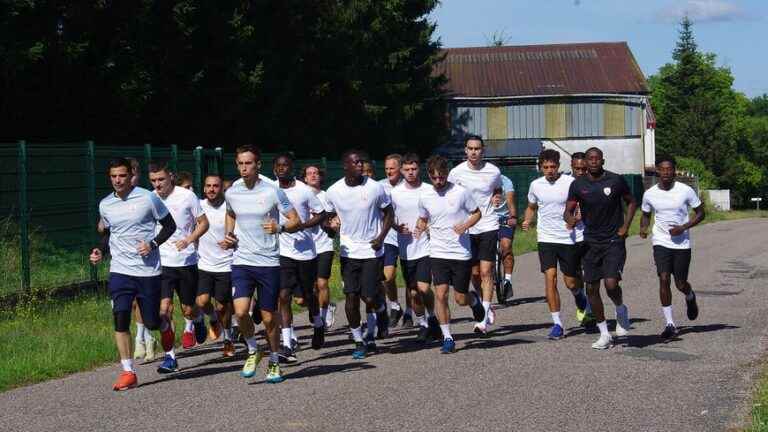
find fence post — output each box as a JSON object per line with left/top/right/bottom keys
{"left": 143, "top": 143, "right": 152, "bottom": 188}
{"left": 18, "top": 141, "right": 30, "bottom": 293}
{"left": 86, "top": 140, "right": 97, "bottom": 283}
{"left": 170, "top": 144, "right": 178, "bottom": 173}
{"left": 214, "top": 147, "right": 222, "bottom": 174}
{"left": 193, "top": 146, "right": 203, "bottom": 195}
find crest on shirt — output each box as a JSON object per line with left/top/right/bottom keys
{"left": 603, "top": 187, "right": 611, "bottom": 196}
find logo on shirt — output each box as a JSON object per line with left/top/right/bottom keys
{"left": 603, "top": 187, "right": 612, "bottom": 196}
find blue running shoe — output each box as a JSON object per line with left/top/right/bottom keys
{"left": 193, "top": 319, "right": 207, "bottom": 345}
{"left": 352, "top": 342, "right": 366, "bottom": 359}
{"left": 156, "top": 355, "right": 179, "bottom": 374}
{"left": 548, "top": 324, "right": 564, "bottom": 340}
{"left": 440, "top": 338, "right": 456, "bottom": 354}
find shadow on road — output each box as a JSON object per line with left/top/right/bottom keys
{"left": 267, "top": 362, "right": 376, "bottom": 382}
{"left": 620, "top": 323, "right": 738, "bottom": 348}
{"left": 495, "top": 296, "right": 547, "bottom": 309}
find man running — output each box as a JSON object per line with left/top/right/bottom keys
{"left": 391, "top": 153, "right": 440, "bottom": 342}
{"left": 302, "top": 164, "right": 337, "bottom": 329}
{"left": 223, "top": 145, "right": 300, "bottom": 383}
{"left": 325, "top": 149, "right": 393, "bottom": 359}
{"left": 149, "top": 161, "right": 210, "bottom": 373}
{"left": 273, "top": 154, "right": 327, "bottom": 360}
{"left": 380, "top": 154, "right": 410, "bottom": 327}
{"left": 569, "top": 152, "right": 596, "bottom": 327}
{"left": 491, "top": 173, "right": 517, "bottom": 302}
{"left": 415, "top": 155, "right": 484, "bottom": 353}
{"left": 522, "top": 150, "right": 590, "bottom": 340}
{"left": 90, "top": 157, "right": 177, "bottom": 390}
{"left": 640, "top": 157, "right": 704, "bottom": 339}
{"left": 565, "top": 147, "right": 637, "bottom": 349}
{"left": 197, "top": 174, "right": 235, "bottom": 357}
{"left": 448, "top": 135, "right": 502, "bottom": 334}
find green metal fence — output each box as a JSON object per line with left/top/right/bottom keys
{"left": 0, "top": 141, "right": 644, "bottom": 297}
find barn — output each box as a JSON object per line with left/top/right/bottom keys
{"left": 434, "top": 42, "right": 655, "bottom": 176}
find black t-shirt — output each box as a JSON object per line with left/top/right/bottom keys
{"left": 567, "top": 170, "right": 630, "bottom": 243}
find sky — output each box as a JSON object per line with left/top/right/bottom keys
{"left": 430, "top": 0, "right": 767, "bottom": 97}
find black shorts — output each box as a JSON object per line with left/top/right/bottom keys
{"left": 383, "top": 244, "right": 399, "bottom": 267}
{"left": 430, "top": 258, "right": 471, "bottom": 294}
{"left": 538, "top": 242, "right": 580, "bottom": 277}
{"left": 317, "top": 251, "right": 334, "bottom": 280}
{"left": 197, "top": 270, "right": 232, "bottom": 303}
{"left": 582, "top": 239, "right": 626, "bottom": 283}
{"left": 161, "top": 265, "right": 199, "bottom": 306}
{"left": 653, "top": 246, "right": 692, "bottom": 281}
{"left": 401, "top": 256, "right": 432, "bottom": 287}
{"left": 280, "top": 256, "right": 317, "bottom": 298}
{"left": 471, "top": 230, "right": 499, "bottom": 263}
{"left": 339, "top": 257, "right": 383, "bottom": 299}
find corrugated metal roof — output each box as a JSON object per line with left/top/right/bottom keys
{"left": 435, "top": 42, "right": 649, "bottom": 98}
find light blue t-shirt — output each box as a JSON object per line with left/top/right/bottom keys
{"left": 225, "top": 178, "right": 294, "bottom": 267}
{"left": 493, "top": 175, "right": 515, "bottom": 219}
{"left": 99, "top": 187, "right": 170, "bottom": 277}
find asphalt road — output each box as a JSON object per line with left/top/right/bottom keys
{"left": 2, "top": 219, "right": 767, "bottom": 432}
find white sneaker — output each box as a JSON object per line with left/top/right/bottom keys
{"left": 133, "top": 341, "right": 146, "bottom": 360}
{"left": 615, "top": 305, "right": 630, "bottom": 336}
{"left": 486, "top": 307, "right": 496, "bottom": 325}
{"left": 591, "top": 334, "right": 613, "bottom": 350}
{"left": 473, "top": 322, "right": 488, "bottom": 335}
{"left": 325, "top": 303, "right": 337, "bottom": 329}
{"left": 144, "top": 336, "right": 156, "bottom": 362}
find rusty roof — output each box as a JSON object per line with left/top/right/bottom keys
{"left": 435, "top": 42, "right": 649, "bottom": 98}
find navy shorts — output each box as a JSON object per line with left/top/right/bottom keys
{"left": 108, "top": 273, "right": 162, "bottom": 328}
{"left": 498, "top": 225, "right": 515, "bottom": 240}
{"left": 231, "top": 265, "right": 281, "bottom": 312}
{"left": 383, "top": 243, "right": 399, "bottom": 267}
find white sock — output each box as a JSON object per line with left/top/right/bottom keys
{"left": 551, "top": 312, "right": 563, "bottom": 327}
{"left": 120, "top": 359, "right": 134, "bottom": 372}
{"left": 416, "top": 314, "right": 427, "bottom": 328}
{"left": 389, "top": 300, "right": 401, "bottom": 311}
{"left": 351, "top": 326, "right": 364, "bottom": 342}
{"left": 440, "top": 324, "right": 453, "bottom": 340}
{"left": 482, "top": 301, "right": 491, "bottom": 323}
{"left": 281, "top": 328, "right": 292, "bottom": 348}
{"left": 135, "top": 323, "right": 145, "bottom": 343}
{"left": 597, "top": 321, "right": 609, "bottom": 337}
{"left": 144, "top": 331, "right": 155, "bottom": 343}
{"left": 686, "top": 291, "right": 695, "bottom": 301}
{"left": 231, "top": 315, "right": 239, "bottom": 326}
{"left": 290, "top": 326, "right": 297, "bottom": 342}
{"left": 166, "top": 350, "right": 176, "bottom": 360}
{"left": 184, "top": 318, "right": 194, "bottom": 332}
{"left": 662, "top": 306, "right": 674, "bottom": 326}
{"left": 504, "top": 274, "right": 512, "bottom": 282}
{"left": 366, "top": 313, "right": 377, "bottom": 337}
{"left": 245, "top": 336, "right": 259, "bottom": 354}
{"left": 222, "top": 328, "right": 232, "bottom": 341}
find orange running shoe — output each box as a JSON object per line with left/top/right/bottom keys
{"left": 181, "top": 330, "right": 196, "bottom": 349}
{"left": 222, "top": 340, "right": 235, "bottom": 357}
{"left": 208, "top": 321, "right": 222, "bottom": 341}
{"left": 112, "top": 371, "right": 137, "bottom": 391}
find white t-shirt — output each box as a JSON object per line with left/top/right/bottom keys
{"left": 310, "top": 190, "right": 334, "bottom": 254}
{"left": 418, "top": 183, "right": 478, "bottom": 260}
{"left": 155, "top": 186, "right": 204, "bottom": 267}
{"left": 391, "top": 182, "right": 430, "bottom": 260}
{"left": 527, "top": 175, "right": 581, "bottom": 245}
{"left": 100, "top": 187, "right": 169, "bottom": 277}
{"left": 198, "top": 199, "right": 233, "bottom": 273}
{"left": 279, "top": 180, "right": 325, "bottom": 261}
{"left": 325, "top": 177, "right": 391, "bottom": 259}
{"left": 448, "top": 161, "right": 501, "bottom": 235}
{"left": 641, "top": 182, "right": 702, "bottom": 249}
{"left": 379, "top": 178, "right": 403, "bottom": 247}
{"left": 225, "top": 178, "right": 294, "bottom": 267}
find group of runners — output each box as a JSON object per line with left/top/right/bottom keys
{"left": 91, "top": 135, "right": 705, "bottom": 391}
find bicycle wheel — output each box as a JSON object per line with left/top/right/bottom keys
{"left": 495, "top": 240, "right": 505, "bottom": 304}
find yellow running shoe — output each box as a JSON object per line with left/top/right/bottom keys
{"left": 266, "top": 362, "right": 284, "bottom": 383}
{"left": 241, "top": 350, "right": 263, "bottom": 378}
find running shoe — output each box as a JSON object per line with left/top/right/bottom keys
{"left": 157, "top": 355, "right": 179, "bottom": 373}
{"left": 615, "top": 305, "right": 630, "bottom": 337}
{"left": 486, "top": 307, "right": 496, "bottom": 325}
{"left": 473, "top": 322, "right": 488, "bottom": 335}
{"left": 548, "top": 324, "right": 564, "bottom": 340}
{"left": 144, "top": 336, "right": 157, "bottom": 362}
{"left": 266, "top": 361, "right": 284, "bottom": 383}
{"left": 112, "top": 371, "right": 137, "bottom": 391}
{"left": 686, "top": 292, "right": 699, "bottom": 321}
{"left": 278, "top": 346, "right": 297, "bottom": 364}
{"left": 389, "top": 307, "right": 403, "bottom": 328}
{"left": 160, "top": 324, "right": 175, "bottom": 352}
{"left": 311, "top": 325, "right": 325, "bottom": 350}
{"left": 440, "top": 338, "right": 456, "bottom": 354}
{"left": 352, "top": 342, "right": 366, "bottom": 360}
{"left": 575, "top": 308, "right": 587, "bottom": 323}
{"left": 208, "top": 320, "right": 222, "bottom": 341}
{"left": 193, "top": 319, "right": 207, "bottom": 345}
{"left": 416, "top": 325, "right": 431, "bottom": 343}
{"left": 222, "top": 340, "right": 235, "bottom": 357}
{"left": 660, "top": 324, "right": 678, "bottom": 339}
{"left": 241, "top": 351, "right": 263, "bottom": 378}
{"left": 325, "top": 303, "right": 337, "bottom": 328}
{"left": 181, "top": 330, "right": 196, "bottom": 349}
{"left": 401, "top": 312, "right": 414, "bottom": 328}
{"left": 376, "top": 310, "right": 390, "bottom": 339}
{"left": 591, "top": 334, "right": 613, "bottom": 350}
{"left": 364, "top": 334, "right": 378, "bottom": 354}
{"left": 133, "top": 341, "right": 146, "bottom": 360}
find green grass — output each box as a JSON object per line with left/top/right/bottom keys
{"left": 1, "top": 208, "right": 767, "bottom": 393}
{"left": 748, "top": 371, "right": 768, "bottom": 432}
